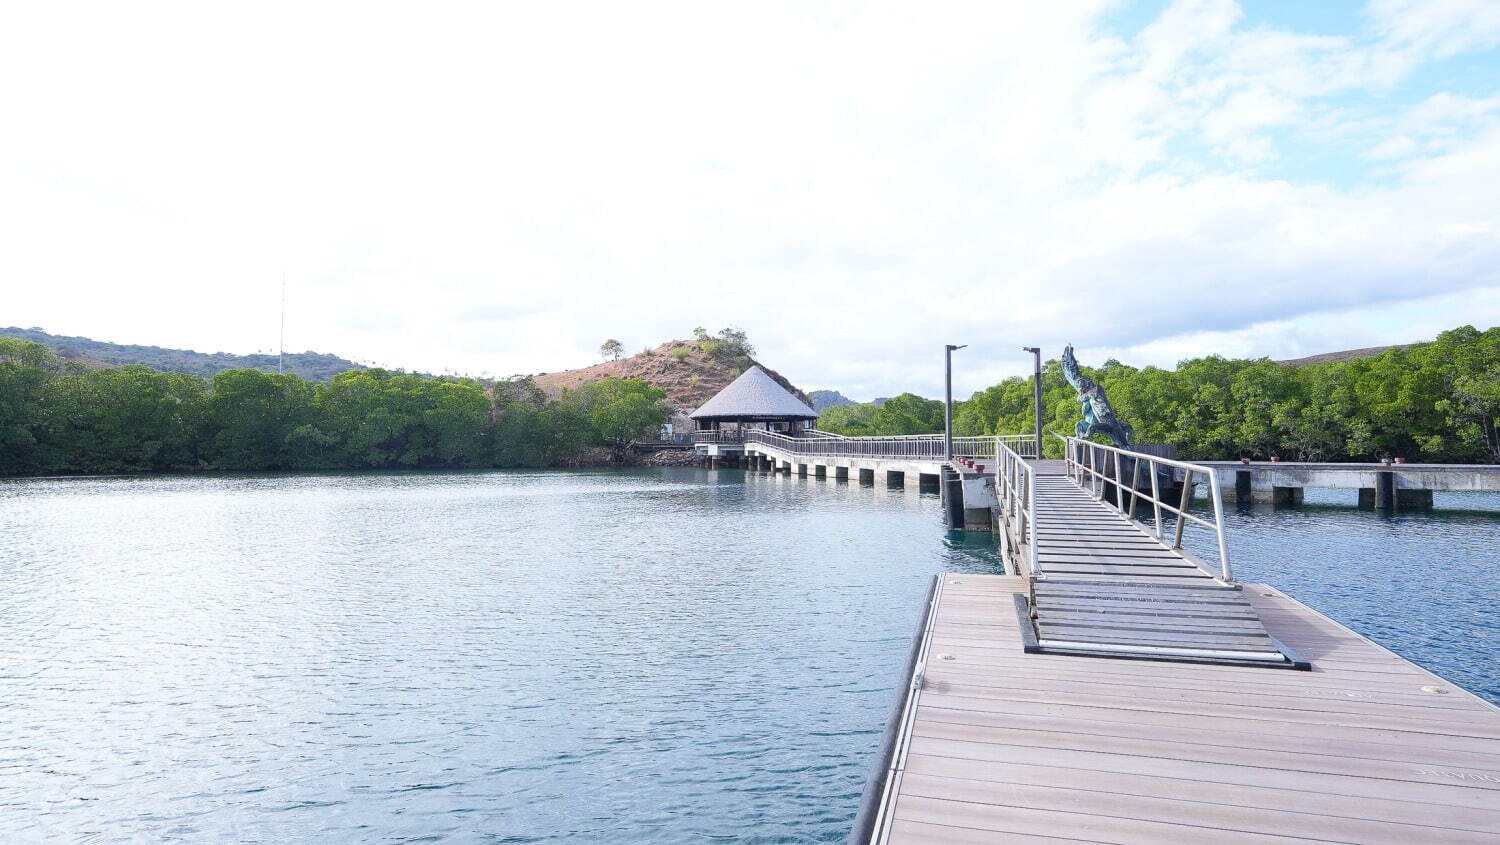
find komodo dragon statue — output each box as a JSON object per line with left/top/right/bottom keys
{"left": 1061, "top": 344, "right": 1134, "bottom": 448}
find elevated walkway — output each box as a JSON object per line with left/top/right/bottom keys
{"left": 698, "top": 429, "right": 1034, "bottom": 492}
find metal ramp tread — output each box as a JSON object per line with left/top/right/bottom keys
{"left": 1021, "top": 474, "right": 1308, "bottom": 669}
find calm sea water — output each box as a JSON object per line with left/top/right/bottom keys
{"left": 0, "top": 469, "right": 1495, "bottom": 842}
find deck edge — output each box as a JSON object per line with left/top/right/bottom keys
{"left": 847, "top": 573, "right": 940, "bottom": 845}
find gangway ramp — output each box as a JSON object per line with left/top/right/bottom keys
{"left": 1001, "top": 443, "right": 1306, "bottom": 669}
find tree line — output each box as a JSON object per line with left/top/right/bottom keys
{"left": 0, "top": 338, "right": 667, "bottom": 476}
{"left": 819, "top": 326, "right": 1499, "bottom": 463}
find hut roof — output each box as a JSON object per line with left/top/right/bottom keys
{"left": 689, "top": 366, "right": 818, "bottom": 420}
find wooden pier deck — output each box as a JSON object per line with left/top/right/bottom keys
{"left": 865, "top": 573, "right": 1500, "bottom": 843}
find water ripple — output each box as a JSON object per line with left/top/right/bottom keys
{"left": 0, "top": 470, "right": 1492, "bottom": 841}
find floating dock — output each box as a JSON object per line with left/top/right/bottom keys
{"left": 857, "top": 573, "right": 1500, "bottom": 843}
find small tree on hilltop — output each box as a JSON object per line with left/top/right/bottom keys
{"left": 600, "top": 339, "right": 624, "bottom": 361}
{"left": 714, "top": 326, "right": 754, "bottom": 359}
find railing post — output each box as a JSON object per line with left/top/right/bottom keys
{"left": 1111, "top": 449, "right": 1123, "bottom": 513}
{"left": 1207, "top": 471, "right": 1233, "bottom": 584}
{"left": 1173, "top": 469, "right": 1192, "bottom": 549}
{"left": 1126, "top": 454, "right": 1140, "bottom": 520}
{"left": 1149, "top": 457, "right": 1164, "bottom": 538}
{"left": 1027, "top": 468, "right": 1040, "bottom": 579}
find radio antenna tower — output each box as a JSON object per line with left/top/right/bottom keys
{"left": 278, "top": 272, "right": 287, "bottom": 374}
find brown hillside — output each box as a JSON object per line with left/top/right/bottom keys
{"left": 1276, "top": 342, "right": 1423, "bottom": 366}
{"left": 532, "top": 340, "right": 811, "bottom": 418}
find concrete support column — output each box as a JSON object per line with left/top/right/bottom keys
{"left": 942, "top": 469, "right": 964, "bottom": 528}
{"left": 1219, "top": 479, "right": 1240, "bottom": 505}
{"left": 963, "top": 508, "right": 993, "bottom": 530}
{"left": 1360, "top": 471, "right": 1396, "bottom": 509}
{"left": 1251, "top": 485, "right": 1303, "bottom": 505}
{"left": 1359, "top": 484, "right": 1434, "bottom": 509}
{"left": 1398, "top": 489, "right": 1434, "bottom": 508}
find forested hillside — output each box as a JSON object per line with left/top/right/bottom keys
{"left": 807, "top": 389, "right": 856, "bottom": 411}
{"left": 819, "top": 326, "right": 1499, "bottom": 464}
{"left": 0, "top": 327, "right": 364, "bottom": 382}
{"left": 0, "top": 338, "right": 668, "bottom": 476}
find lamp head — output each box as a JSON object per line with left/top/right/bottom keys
{"left": 946, "top": 344, "right": 967, "bottom": 351}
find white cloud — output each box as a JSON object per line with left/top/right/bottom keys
{"left": 0, "top": 0, "right": 1497, "bottom": 401}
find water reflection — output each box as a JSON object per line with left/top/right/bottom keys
{"left": 0, "top": 468, "right": 997, "bottom": 843}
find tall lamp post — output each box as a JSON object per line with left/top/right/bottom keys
{"left": 1022, "top": 347, "right": 1042, "bottom": 457}
{"left": 944, "top": 344, "right": 967, "bottom": 459}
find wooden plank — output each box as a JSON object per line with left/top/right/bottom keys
{"left": 886, "top": 820, "right": 1080, "bottom": 844}
{"left": 912, "top": 692, "right": 1500, "bottom": 761}
{"left": 1036, "top": 626, "right": 1280, "bottom": 652}
{"left": 1035, "top": 599, "right": 1260, "bottom": 618}
{"left": 913, "top": 638, "right": 1476, "bottom": 691}
{"left": 915, "top": 663, "right": 1494, "bottom": 715}
{"left": 1038, "top": 561, "right": 1200, "bottom": 572}
{"left": 1040, "top": 561, "right": 1203, "bottom": 574}
{"left": 905, "top": 732, "right": 1500, "bottom": 809}
{"left": 894, "top": 793, "right": 1340, "bottom": 844}
{"left": 926, "top": 641, "right": 1453, "bottom": 680}
{"left": 1041, "top": 575, "right": 1221, "bottom": 589}
{"left": 1039, "top": 613, "right": 1272, "bottom": 634}
{"left": 1039, "top": 554, "right": 1192, "bottom": 565}
{"left": 1032, "top": 595, "right": 1247, "bottom": 610}
{"left": 898, "top": 762, "right": 1500, "bottom": 839}
{"left": 1034, "top": 584, "right": 1240, "bottom": 600}
{"left": 917, "top": 678, "right": 1500, "bottom": 742}
{"left": 1038, "top": 546, "right": 1186, "bottom": 557}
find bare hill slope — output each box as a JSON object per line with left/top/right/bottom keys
{"left": 532, "top": 340, "right": 810, "bottom": 417}
{"left": 1276, "top": 342, "right": 1423, "bottom": 366}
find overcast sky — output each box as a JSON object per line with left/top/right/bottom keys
{"left": 3, "top": 1, "right": 1499, "bottom": 399}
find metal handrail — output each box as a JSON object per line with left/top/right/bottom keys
{"left": 744, "top": 429, "right": 950, "bottom": 459}
{"left": 995, "top": 438, "right": 1039, "bottom": 579}
{"left": 1060, "top": 435, "right": 1233, "bottom": 584}
{"left": 690, "top": 428, "right": 1039, "bottom": 462}
{"left": 955, "top": 435, "right": 1038, "bottom": 461}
